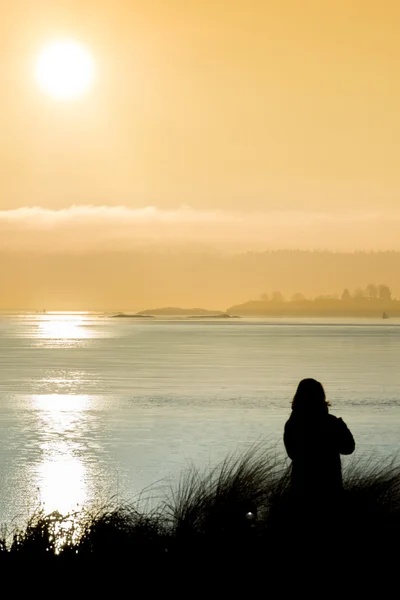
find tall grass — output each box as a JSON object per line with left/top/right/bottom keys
{"left": 0, "top": 444, "right": 399, "bottom": 574}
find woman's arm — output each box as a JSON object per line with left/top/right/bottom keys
{"left": 336, "top": 417, "right": 355, "bottom": 455}
{"left": 283, "top": 420, "right": 296, "bottom": 459}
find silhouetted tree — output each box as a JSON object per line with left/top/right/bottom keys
{"left": 260, "top": 293, "right": 269, "bottom": 302}
{"left": 353, "top": 288, "right": 365, "bottom": 300}
{"left": 291, "top": 293, "right": 305, "bottom": 302}
{"left": 378, "top": 284, "right": 392, "bottom": 302}
{"left": 271, "top": 291, "right": 284, "bottom": 303}
{"left": 341, "top": 289, "right": 351, "bottom": 302}
{"left": 366, "top": 284, "right": 378, "bottom": 300}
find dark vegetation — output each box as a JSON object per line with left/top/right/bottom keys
{"left": 228, "top": 283, "right": 398, "bottom": 316}
{"left": 0, "top": 444, "right": 398, "bottom": 583}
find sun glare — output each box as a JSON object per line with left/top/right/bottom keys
{"left": 35, "top": 39, "right": 95, "bottom": 100}
{"left": 37, "top": 314, "right": 88, "bottom": 339}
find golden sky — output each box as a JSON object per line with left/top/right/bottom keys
{"left": 1, "top": 1, "right": 400, "bottom": 285}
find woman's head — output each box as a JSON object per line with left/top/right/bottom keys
{"left": 291, "top": 378, "right": 330, "bottom": 415}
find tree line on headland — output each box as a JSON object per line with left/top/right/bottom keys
{"left": 227, "top": 283, "right": 398, "bottom": 317}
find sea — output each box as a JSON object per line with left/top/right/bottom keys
{"left": 0, "top": 312, "right": 399, "bottom": 525}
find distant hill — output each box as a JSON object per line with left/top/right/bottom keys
{"left": 187, "top": 313, "right": 240, "bottom": 319}
{"left": 137, "top": 307, "right": 223, "bottom": 316}
{"left": 111, "top": 313, "right": 155, "bottom": 318}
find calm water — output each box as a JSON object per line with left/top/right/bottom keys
{"left": 0, "top": 313, "right": 399, "bottom": 524}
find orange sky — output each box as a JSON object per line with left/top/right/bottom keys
{"left": 1, "top": 1, "right": 400, "bottom": 308}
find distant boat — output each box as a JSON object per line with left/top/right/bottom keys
{"left": 382, "top": 312, "right": 389, "bottom": 319}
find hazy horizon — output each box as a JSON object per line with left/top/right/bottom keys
{"left": 1, "top": 248, "right": 399, "bottom": 312}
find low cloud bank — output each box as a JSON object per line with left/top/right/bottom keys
{"left": 0, "top": 205, "right": 398, "bottom": 252}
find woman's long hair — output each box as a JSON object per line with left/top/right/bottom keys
{"left": 291, "top": 378, "right": 330, "bottom": 416}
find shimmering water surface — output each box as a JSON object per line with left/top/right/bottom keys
{"left": 0, "top": 313, "right": 399, "bottom": 523}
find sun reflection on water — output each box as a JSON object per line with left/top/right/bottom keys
{"left": 32, "top": 394, "right": 92, "bottom": 516}
{"left": 37, "top": 314, "right": 89, "bottom": 340}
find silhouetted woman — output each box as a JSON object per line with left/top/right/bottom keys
{"left": 284, "top": 378, "right": 355, "bottom": 501}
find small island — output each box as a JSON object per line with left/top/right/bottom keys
{"left": 137, "top": 307, "right": 224, "bottom": 317}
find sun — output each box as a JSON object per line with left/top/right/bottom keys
{"left": 35, "top": 40, "right": 95, "bottom": 100}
